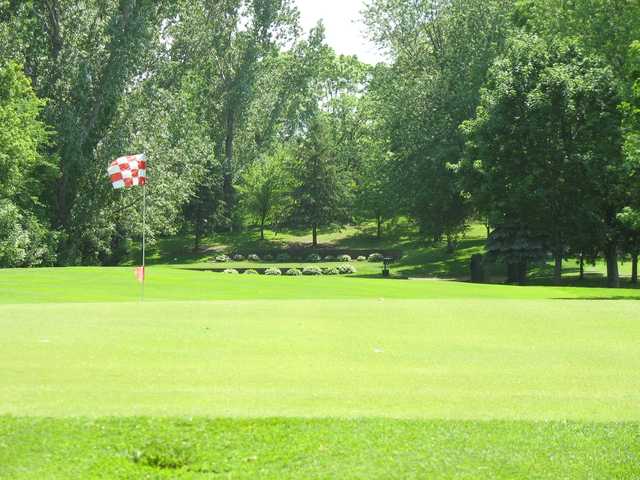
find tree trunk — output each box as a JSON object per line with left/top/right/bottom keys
{"left": 312, "top": 223, "right": 318, "bottom": 247}
{"left": 632, "top": 253, "right": 638, "bottom": 285}
{"left": 554, "top": 252, "right": 563, "bottom": 285}
{"left": 377, "top": 215, "right": 382, "bottom": 239}
{"left": 260, "top": 216, "right": 265, "bottom": 241}
{"left": 517, "top": 261, "right": 528, "bottom": 285}
{"left": 579, "top": 253, "right": 585, "bottom": 280}
{"left": 507, "top": 262, "right": 518, "bottom": 284}
{"left": 446, "top": 235, "right": 455, "bottom": 253}
{"left": 194, "top": 224, "right": 201, "bottom": 253}
{"left": 605, "top": 243, "right": 620, "bottom": 288}
{"left": 223, "top": 112, "right": 235, "bottom": 230}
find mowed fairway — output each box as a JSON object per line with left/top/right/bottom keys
{"left": 1, "top": 267, "right": 639, "bottom": 478}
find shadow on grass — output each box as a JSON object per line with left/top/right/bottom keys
{"left": 553, "top": 296, "right": 640, "bottom": 300}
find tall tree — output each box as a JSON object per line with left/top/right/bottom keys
{"left": 289, "top": 114, "right": 346, "bottom": 246}
{"left": 364, "top": 0, "right": 513, "bottom": 248}
{"left": 461, "top": 34, "right": 624, "bottom": 285}
{"left": 0, "top": 0, "right": 178, "bottom": 263}
{"left": 170, "top": 0, "right": 300, "bottom": 230}
{"left": 0, "top": 61, "right": 57, "bottom": 267}
{"left": 238, "top": 147, "right": 291, "bottom": 240}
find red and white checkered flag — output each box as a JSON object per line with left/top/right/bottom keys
{"left": 108, "top": 154, "right": 147, "bottom": 189}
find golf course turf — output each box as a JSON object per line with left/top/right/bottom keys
{"left": 1, "top": 265, "right": 639, "bottom": 478}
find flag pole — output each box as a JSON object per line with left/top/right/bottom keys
{"left": 141, "top": 171, "right": 146, "bottom": 302}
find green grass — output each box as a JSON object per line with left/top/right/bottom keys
{"left": 0, "top": 265, "right": 639, "bottom": 304}
{"left": 2, "top": 417, "right": 638, "bottom": 479}
{"left": 1, "top": 298, "right": 639, "bottom": 419}
{"left": 1, "top": 223, "right": 639, "bottom": 478}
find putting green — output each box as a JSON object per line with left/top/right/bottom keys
{"left": 1, "top": 298, "right": 638, "bottom": 420}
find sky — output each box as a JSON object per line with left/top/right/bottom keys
{"left": 295, "top": 0, "right": 385, "bottom": 64}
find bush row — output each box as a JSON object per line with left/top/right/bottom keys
{"left": 214, "top": 253, "right": 385, "bottom": 263}
{"left": 222, "top": 265, "right": 357, "bottom": 276}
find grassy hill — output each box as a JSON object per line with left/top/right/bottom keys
{"left": 144, "top": 220, "right": 638, "bottom": 287}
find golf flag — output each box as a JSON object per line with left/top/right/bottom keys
{"left": 108, "top": 154, "right": 146, "bottom": 189}
{"left": 134, "top": 266, "right": 145, "bottom": 283}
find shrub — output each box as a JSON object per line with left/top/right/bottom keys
{"left": 215, "top": 254, "right": 229, "bottom": 263}
{"left": 323, "top": 255, "right": 335, "bottom": 262}
{"left": 265, "top": 267, "right": 282, "bottom": 276}
{"left": 306, "top": 253, "right": 321, "bottom": 262}
{"left": 303, "top": 266, "right": 323, "bottom": 276}
{"left": 356, "top": 256, "right": 366, "bottom": 262}
{"left": 276, "top": 253, "right": 290, "bottom": 261}
{"left": 264, "top": 254, "right": 274, "bottom": 261}
{"left": 323, "top": 267, "right": 339, "bottom": 275}
{"left": 338, "top": 254, "right": 351, "bottom": 262}
{"left": 243, "top": 269, "right": 258, "bottom": 275}
{"left": 368, "top": 253, "right": 384, "bottom": 262}
{"left": 338, "top": 264, "right": 357, "bottom": 274}
{"left": 285, "top": 268, "right": 302, "bottom": 276}
{"left": 0, "top": 200, "right": 58, "bottom": 267}
{"left": 223, "top": 268, "right": 239, "bottom": 274}
{"left": 248, "top": 254, "right": 260, "bottom": 261}
{"left": 232, "top": 254, "right": 245, "bottom": 261}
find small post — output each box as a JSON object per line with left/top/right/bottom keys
{"left": 382, "top": 257, "right": 393, "bottom": 277}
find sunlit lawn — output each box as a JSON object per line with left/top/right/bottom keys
{"left": 1, "top": 228, "right": 639, "bottom": 478}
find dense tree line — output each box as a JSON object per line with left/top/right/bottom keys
{"left": 363, "top": 0, "right": 640, "bottom": 286}
{"left": 1, "top": 0, "right": 639, "bottom": 287}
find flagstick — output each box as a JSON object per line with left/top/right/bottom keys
{"left": 141, "top": 180, "right": 146, "bottom": 302}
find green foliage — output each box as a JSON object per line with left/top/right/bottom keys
{"left": 289, "top": 115, "right": 349, "bottom": 245}
{"left": 0, "top": 200, "right": 57, "bottom": 267}
{"left": 462, "top": 33, "right": 626, "bottom": 283}
{"left": 306, "top": 253, "right": 321, "bottom": 262}
{"left": 338, "top": 263, "right": 357, "bottom": 274}
{"left": 368, "top": 253, "right": 384, "bottom": 262}
{"left": 0, "top": 61, "right": 57, "bottom": 267}
{"left": 238, "top": 148, "right": 292, "bottom": 239}
{"left": 322, "top": 266, "right": 339, "bottom": 275}
{"left": 364, "top": 0, "right": 513, "bottom": 245}
{"left": 302, "top": 266, "right": 323, "bottom": 275}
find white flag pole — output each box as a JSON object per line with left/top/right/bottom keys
{"left": 141, "top": 166, "right": 146, "bottom": 302}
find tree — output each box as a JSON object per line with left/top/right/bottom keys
{"left": 0, "top": 0, "right": 178, "bottom": 263}
{"left": 618, "top": 41, "right": 640, "bottom": 285}
{"left": 0, "top": 61, "right": 57, "bottom": 267}
{"left": 238, "top": 148, "right": 291, "bottom": 240}
{"left": 364, "top": 0, "right": 513, "bottom": 249}
{"left": 170, "top": 0, "right": 300, "bottom": 231}
{"left": 461, "top": 34, "right": 624, "bottom": 285}
{"left": 289, "top": 115, "right": 346, "bottom": 246}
